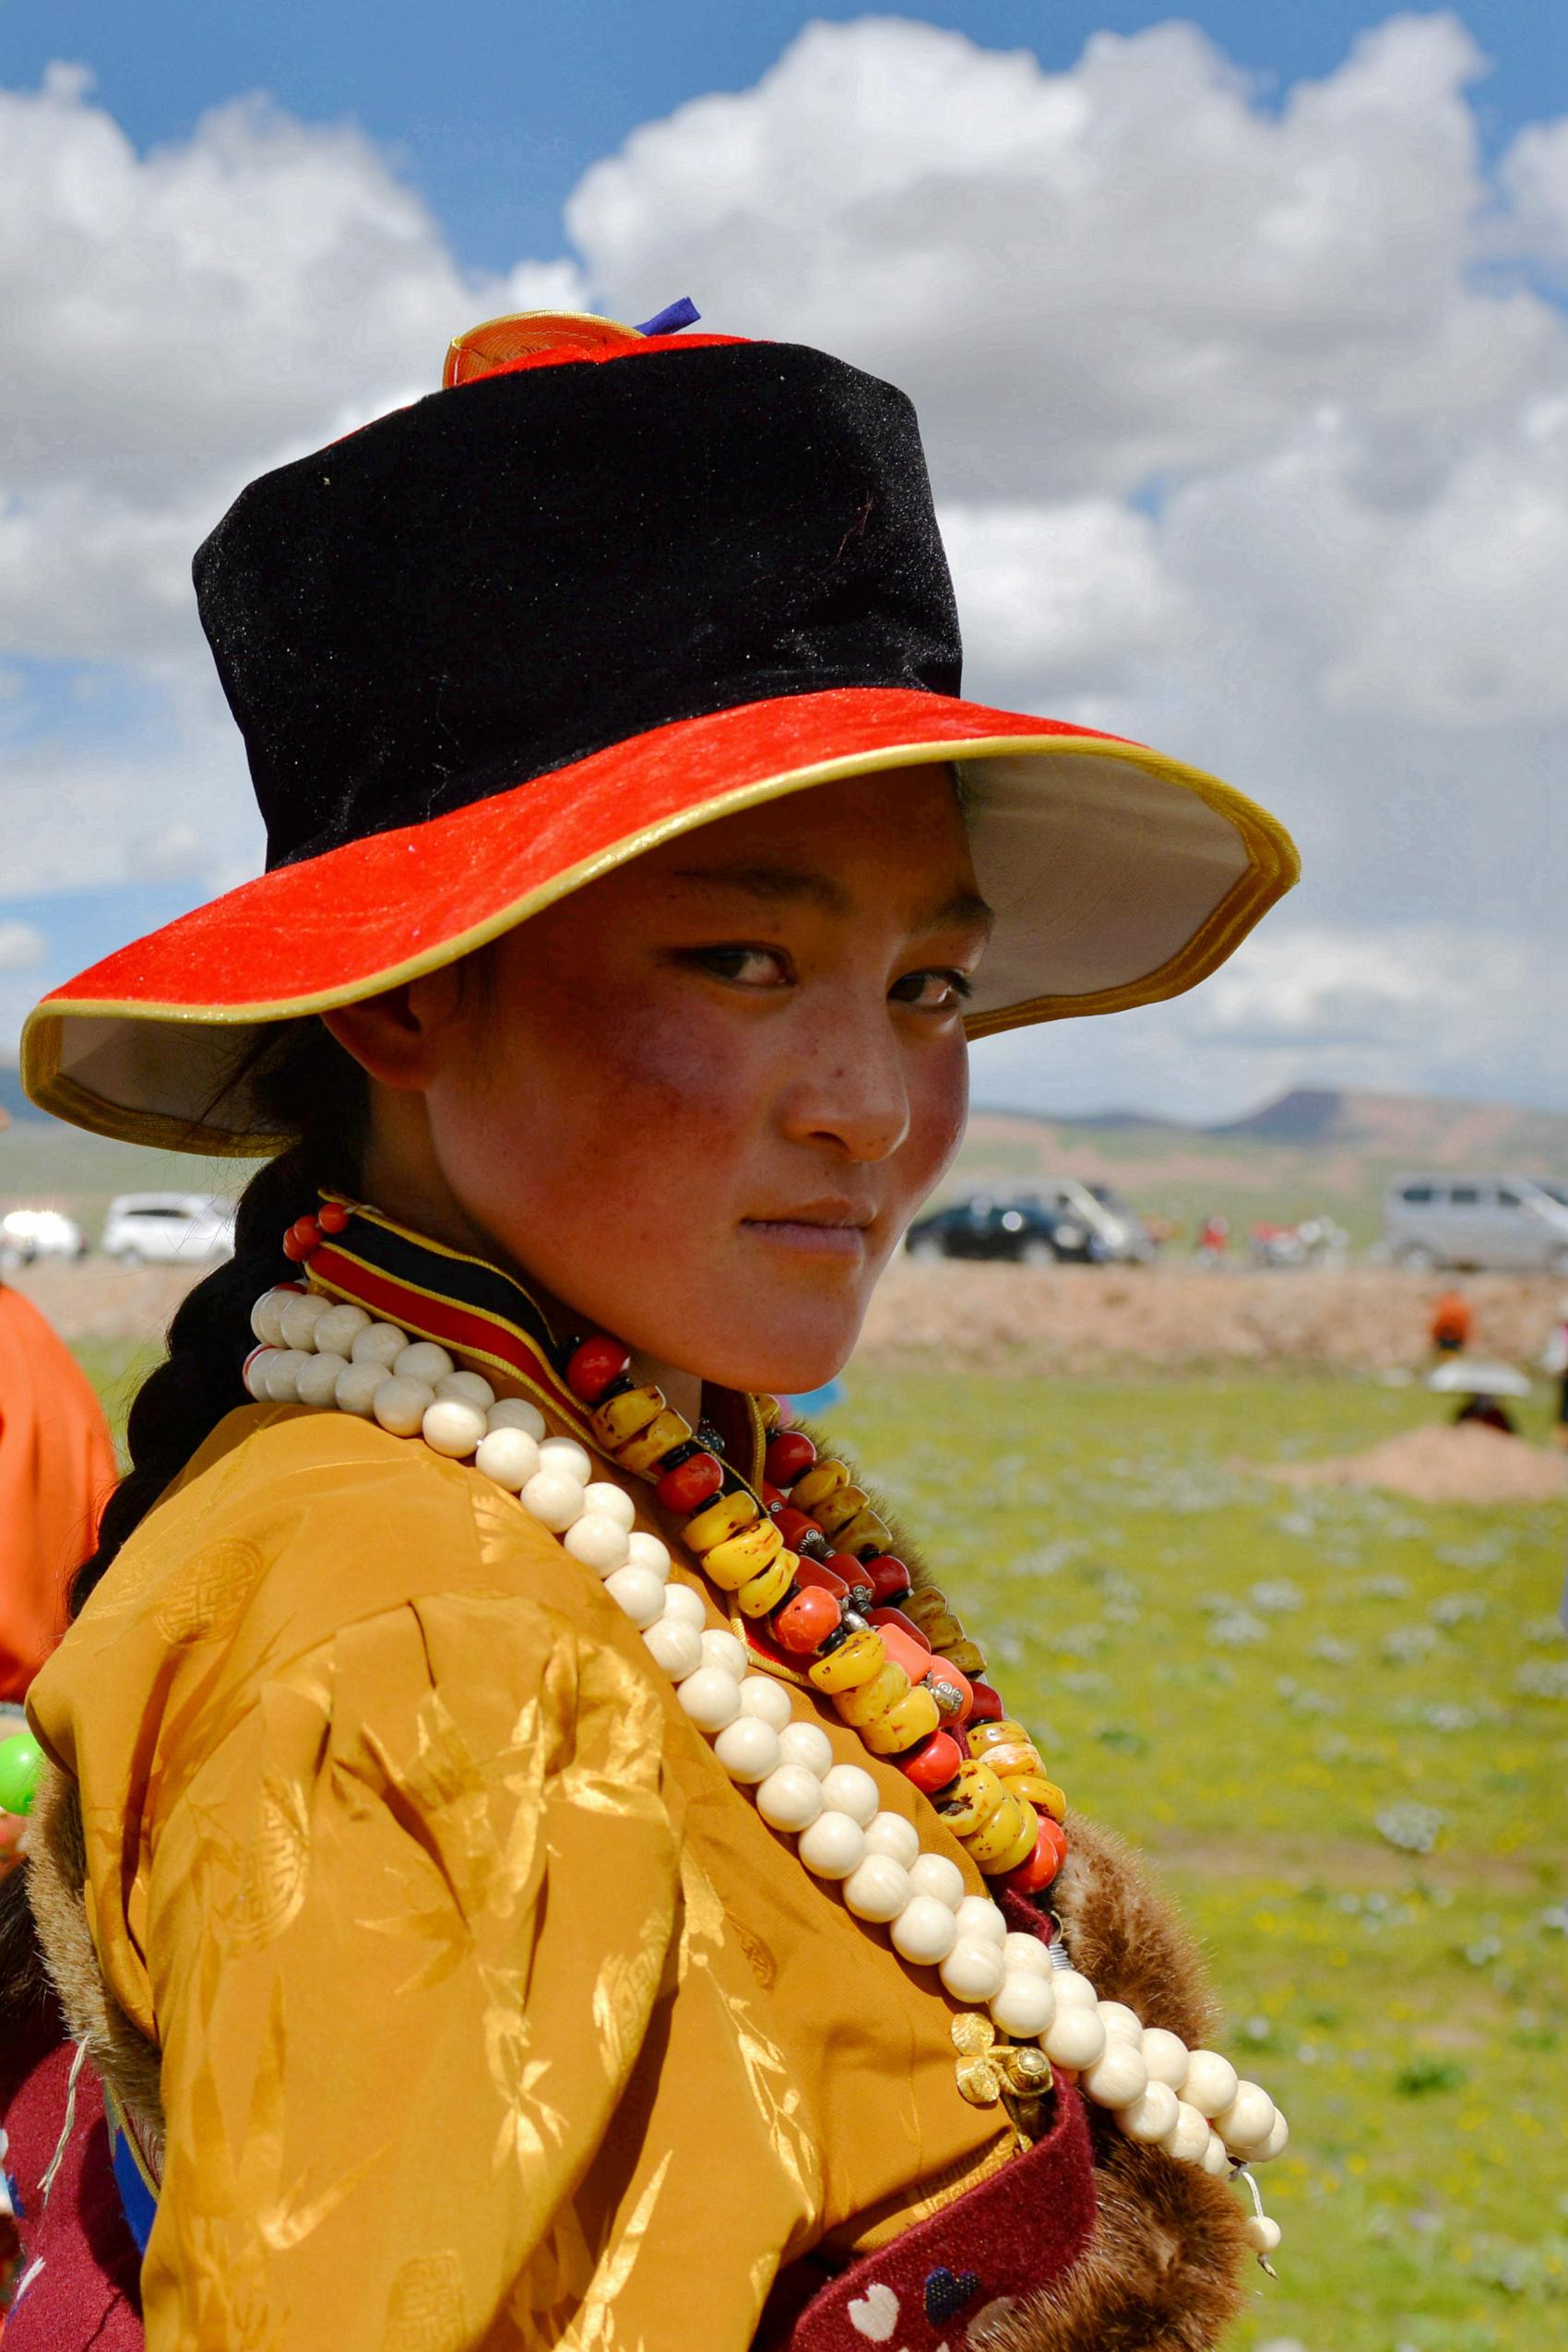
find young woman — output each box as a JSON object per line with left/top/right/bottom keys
{"left": 1, "top": 307, "right": 1299, "bottom": 2351}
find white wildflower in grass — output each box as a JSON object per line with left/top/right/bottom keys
{"left": 1209, "top": 1610, "right": 1269, "bottom": 1647}
{"left": 1381, "top": 1623, "right": 1441, "bottom": 1665}
{"left": 1363, "top": 1574, "right": 1412, "bottom": 1600}
{"left": 1515, "top": 1659, "right": 1568, "bottom": 1701}
{"left": 1376, "top": 1800, "right": 1445, "bottom": 1855}
{"left": 1430, "top": 1593, "right": 1488, "bottom": 1627}
{"left": 1311, "top": 1634, "right": 1359, "bottom": 1666}
{"left": 1250, "top": 1578, "right": 1303, "bottom": 1612}
{"left": 1523, "top": 1616, "right": 1568, "bottom": 1646}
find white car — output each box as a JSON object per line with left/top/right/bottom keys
{"left": 0, "top": 1207, "right": 89, "bottom": 1265}
{"left": 101, "top": 1192, "right": 237, "bottom": 1267}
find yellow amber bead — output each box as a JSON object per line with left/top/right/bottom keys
{"left": 684, "top": 1490, "right": 760, "bottom": 1553}
{"left": 942, "top": 1636, "right": 988, "bottom": 1679}
{"left": 1008, "top": 1773, "right": 1067, "bottom": 1822}
{"left": 835, "top": 1659, "right": 911, "bottom": 1728}
{"left": 814, "top": 1483, "right": 869, "bottom": 1536}
{"left": 963, "top": 1788, "right": 1034, "bottom": 1868}
{"left": 967, "top": 1717, "right": 1030, "bottom": 1758}
{"left": 934, "top": 1759, "right": 1010, "bottom": 1836}
{"left": 983, "top": 1740, "right": 1042, "bottom": 1780}
{"left": 835, "top": 1508, "right": 893, "bottom": 1559}
{"left": 860, "top": 1684, "right": 942, "bottom": 1754}
{"left": 919, "top": 1611, "right": 965, "bottom": 1652}
{"left": 790, "top": 1459, "right": 848, "bottom": 1512}
{"left": 736, "top": 1550, "right": 796, "bottom": 1617}
{"left": 591, "top": 1384, "right": 665, "bottom": 1447}
{"left": 901, "top": 1586, "right": 951, "bottom": 1631}
{"left": 807, "top": 1629, "right": 886, "bottom": 1693}
{"left": 703, "top": 1516, "right": 784, "bottom": 1590}
{"left": 978, "top": 1801, "right": 1041, "bottom": 1876}
{"left": 616, "top": 1408, "right": 693, "bottom": 1474}
{"left": 756, "top": 1395, "right": 782, "bottom": 1431}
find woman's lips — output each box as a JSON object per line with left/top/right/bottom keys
{"left": 741, "top": 1212, "right": 873, "bottom": 1258}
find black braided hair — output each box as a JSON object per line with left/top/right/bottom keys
{"left": 1, "top": 1016, "right": 367, "bottom": 2025}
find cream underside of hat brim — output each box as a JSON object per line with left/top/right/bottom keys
{"left": 23, "top": 735, "right": 1296, "bottom": 1155}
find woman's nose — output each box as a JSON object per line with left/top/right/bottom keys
{"left": 777, "top": 1003, "right": 911, "bottom": 1163}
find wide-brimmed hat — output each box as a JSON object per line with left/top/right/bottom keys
{"left": 23, "top": 308, "right": 1298, "bottom": 1153}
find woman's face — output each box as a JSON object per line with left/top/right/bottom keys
{"left": 331, "top": 764, "right": 990, "bottom": 1395}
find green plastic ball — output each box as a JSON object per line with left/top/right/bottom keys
{"left": 0, "top": 1728, "right": 42, "bottom": 1817}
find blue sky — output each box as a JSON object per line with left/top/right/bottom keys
{"left": 2, "top": 5, "right": 1566, "bottom": 1119}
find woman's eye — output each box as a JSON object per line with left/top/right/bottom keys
{"left": 891, "top": 968, "right": 974, "bottom": 1012}
{"left": 685, "top": 945, "right": 791, "bottom": 987}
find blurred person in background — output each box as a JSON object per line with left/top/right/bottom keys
{"left": 1429, "top": 1289, "right": 1473, "bottom": 1355}
{"left": 1541, "top": 1297, "right": 1568, "bottom": 1450}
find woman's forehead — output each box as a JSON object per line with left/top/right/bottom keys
{"left": 639, "top": 761, "right": 980, "bottom": 897}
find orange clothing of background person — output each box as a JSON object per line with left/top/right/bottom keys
{"left": 1429, "top": 1289, "right": 1474, "bottom": 1353}
{"left": 0, "top": 1286, "right": 116, "bottom": 1702}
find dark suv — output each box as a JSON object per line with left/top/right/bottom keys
{"left": 904, "top": 1194, "right": 1099, "bottom": 1265}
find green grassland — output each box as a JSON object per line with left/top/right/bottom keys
{"left": 71, "top": 1345, "right": 1567, "bottom": 2347}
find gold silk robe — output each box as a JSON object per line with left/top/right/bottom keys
{"left": 28, "top": 1404, "right": 1022, "bottom": 2351}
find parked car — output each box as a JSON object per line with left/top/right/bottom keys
{"left": 101, "top": 1193, "right": 237, "bottom": 1267}
{"left": 1019, "top": 1180, "right": 1155, "bottom": 1264}
{"left": 905, "top": 1194, "right": 1099, "bottom": 1265}
{"left": 0, "top": 1207, "right": 89, "bottom": 1265}
{"left": 1384, "top": 1173, "right": 1568, "bottom": 1274}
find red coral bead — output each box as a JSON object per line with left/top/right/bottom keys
{"left": 966, "top": 1681, "right": 1005, "bottom": 1725}
{"left": 566, "top": 1336, "right": 634, "bottom": 1403}
{"left": 865, "top": 1555, "right": 913, "bottom": 1605}
{"left": 1001, "top": 1817, "right": 1068, "bottom": 1897}
{"left": 759, "top": 1479, "right": 788, "bottom": 1514}
{"left": 774, "top": 1586, "right": 842, "bottom": 1654}
{"left": 870, "top": 1606, "right": 930, "bottom": 1651}
{"left": 794, "top": 1558, "right": 849, "bottom": 1599}
{"left": 899, "top": 1729, "right": 964, "bottom": 1794}
{"left": 317, "top": 1201, "right": 350, "bottom": 1235}
{"left": 764, "top": 1431, "right": 817, "bottom": 1487}
{"left": 773, "top": 1506, "right": 821, "bottom": 1551}
{"left": 282, "top": 1216, "right": 320, "bottom": 1262}
{"left": 655, "top": 1451, "right": 724, "bottom": 1515}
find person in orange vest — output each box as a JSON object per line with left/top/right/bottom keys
{"left": 1429, "top": 1289, "right": 1473, "bottom": 1355}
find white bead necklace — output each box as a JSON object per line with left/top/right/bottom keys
{"left": 245, "top": 1284, "right": 1287, "bottom": 2262}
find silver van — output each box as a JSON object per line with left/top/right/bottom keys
{"left": 1384, "top": 1173, "right": 1568, "bottom": 1274}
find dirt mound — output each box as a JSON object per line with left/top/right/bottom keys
{"left": 1267, "top": 1422, "right": 1567, "bottom": 1504}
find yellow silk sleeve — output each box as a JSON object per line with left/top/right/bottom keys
{"left": 140, "top": 1585, "right": 682, "bottom": 2350}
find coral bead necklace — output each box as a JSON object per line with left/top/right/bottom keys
{"left": 242, "top": 1201, "right": 1288, "bottom": 2263}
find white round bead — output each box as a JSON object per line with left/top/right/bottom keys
{"left": 798, "top": 1811, "right": 868, "bottom": 1882}
{"left": 487, "top": 1397, "right": 547, "bottom": 1441}
{"left": 819, "top": 1764, "right": 880, "bottom": 1828}
{"left": 907, "top": 1852, "right": 966, "bottom": 1912}
{"left": 642, "top": 1618, "right": 704, "bottom": 1681}
{"left": 626, "top": 1531, "right": 671, "bottom": 1575}
{"left": 422, "top": 1397, "right": 488, "bottom": 1458}
{"left": 1215, "top": 2083, "right": 1277, "bottom": 2156}
{"left": 1141, "top": 2027, "right": 1190, "bottom": 2088}
{"left": 954, "top": 1895, "right": 1007, "bottom": 1948}
{"left": 519, "top": 1470, "right": 587, "bottom": 1531}
{"left": 1201, "top": 2129, "right": 1231, "bottom": 2178}
{"left": 264, "top": 1348, "right": 311, "bottom": 1403}
{"left": 1257, "top": 2109, "right": 1289, "bottom": 2164}
{"left": 700, "top": 1628, "right": 750, "bottom": 1680}
{"left": 1116, "top": 2082, "right": 1180, "bottom": 2143}
{"left": 890, "top": 1893, "right": 957, "bottom": 1965}
{"left": 1166, "top": 2101, "right": 1212, "bottom": 2165}
{"left": 244, "top": 1347, "right": 278, "bottom": 1399}
{"left": 659, "top": 1581, "right": 706, "bottom": 1631}
{"left": 250, "top": 1289, "right": 294, "bottom": 1347}
{"left": 989, "top": 1972, "right": 1057, "bottom": 2039}
{"left": 862, "top": 1812, "right": 921, "bottom": 1867}
{"left": 313, "top": 1301, "right": 371, "bottom": 1358}
{"left": 1042, "top": 2006, "right": 1107, "bottom": 2072}
{"left": 1244, "top": 2215, "right": 1282, "bottom": 2255}
{"left": 777, "top": 1720, "right": 835, "bottom": 1778}
{"left": 842, "top": 1854, "right": 911, "bottom": 1922}
{"left": 350, "top": 1322, "right": 407, "bottom": 1368}
{"left": 538, "top": 1435, "right": 592, "bottom": 1484}
{"left": 676, "top": 1667, "right": 742, "bottom": 1733}
{"left": 473, "top": 1428, "right": 541, "bottom": 1490}
{"left": 373, "top": 1375, "right": 435, "bottom": 1436}
{"left": 1001, "top": 1931, "right": 1054, "bottom": 1978}
{"left": 603, "top": 1565, "right": 666, "bottom": 1629}
{"left": 436, "top": 1370, "right": 495, "bottom": 1409}
{"left": 393, "top": 1340, "right": 455, "bottom": 1384}
{"left": 334, "top": 1359, "right": 386, "bottom": 1417}
{"left": 279, "top": 1291, "right": 329, "bottom": 1351}
{"left": 1181, "top": 2050, "right": 1240, "bottom": 2120}
{"left": 754, "top": 1764, "right": 826, "bottom": 1834}
{"left": 563, "top": 1514, "right": 633, "bottom": 1575}
{"left": 1097, "top": 2001, "right": 1144, "bottom": 2044}
{"left": 714, "top": 1716, "right": 782, "bottom": 1786}
{"left": 1051, "top": 1969, "right": 1099, "bottom": 2009}
{"left": 737, "top": 1676, "right": 792, "bottom": 1729}
{"left": 1081, "top": 2042, "right": 1149, "bottom": 2112}
{"left": 296, "top": 1349, "right": 350, "bottom": 1408}
{"left": 582, "top": 1481, "right": 636, "bottom": 1531}
{"left": 939, "top": 1938, "right": 1007, "bottom": 2002}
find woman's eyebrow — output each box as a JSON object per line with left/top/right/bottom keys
{"left": 667, "top": 865, "right": 994, "bottom": 930}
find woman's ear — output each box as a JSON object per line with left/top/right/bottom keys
{"left": 320, "top": 965, "right": 467, "bottom": 1092}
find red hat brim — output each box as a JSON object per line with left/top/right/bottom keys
{"left": 23, "top": 684, "right": 1297, "bottom": 1151}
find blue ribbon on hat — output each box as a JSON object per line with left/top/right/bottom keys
{"left": 633, "top": 297, "right": 701, "bottom": 337}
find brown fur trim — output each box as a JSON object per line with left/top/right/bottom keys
{"left": 1050, "top": 1811, "right": 1222, "bottom": 2049}
{"left": 27, "top": 1759, "right": 165, "bottom": 2173}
